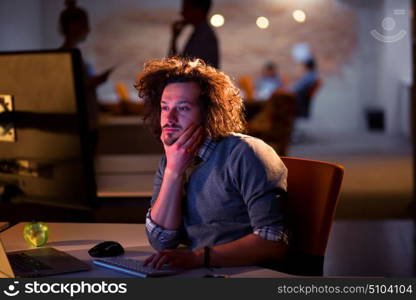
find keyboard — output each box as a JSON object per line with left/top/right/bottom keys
{"left": 92, "top": 257, "right": 181, "bottom": 278}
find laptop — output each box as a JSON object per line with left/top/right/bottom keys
{"left": 0, "top": 238, "right": 91, "bottom": 278}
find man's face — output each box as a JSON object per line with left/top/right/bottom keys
{"left": 160, "top": 82, "right": 202, "bottom": 146}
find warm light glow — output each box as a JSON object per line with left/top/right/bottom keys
{"left": 210, "top": 14, "right": 225, "bottom": 27}
{"left": 256, "top": 16, "right": 269, "bottom": 29}
{"left": 293, "top": 10, "right": 306, "bottom": 23}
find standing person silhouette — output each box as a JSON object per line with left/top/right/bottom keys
{"left": 168, "top": 0, "right": 220, "bottom": 69}
{"left": 58, "top": 0, "right": 113, "bottom": 153}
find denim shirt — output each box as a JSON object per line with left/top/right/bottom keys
{"left": 146, "top": 133, "right": 289, "bottom": 251}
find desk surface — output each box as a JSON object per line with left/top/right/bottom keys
{"left": 95, "top": 155, "right": 161, "bottom": 198}
{"left": 95, "top": 155, "right": 160, "bottom": 198}
{"left": 0, "top": 222, "right": 9, "bottom": 232}
{"left": 96, "top": 174, "right": 155, "bottom": 198}
{"left": 0, "top": 222, "right": 292, "bottom": 278}
{"left": 95, "top": 155, "right": 161, "bottom": 174}
{"left": 99, "top": 114, "right": 144, "bottom": 126}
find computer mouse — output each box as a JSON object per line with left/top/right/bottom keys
{"left": 88, "top": 241, "right": 124, "bottom": 257}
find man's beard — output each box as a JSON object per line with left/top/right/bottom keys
{"left": 163, "top": 132, "right": 179, "bottom": 146}
{"left": 162, "top": 124, "right": 181, "bottom": 146}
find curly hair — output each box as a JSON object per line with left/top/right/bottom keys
{"left": 135, "top": 57, "right": 246, "bottom": 140}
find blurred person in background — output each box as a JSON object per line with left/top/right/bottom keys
{"left": 291, "top": 58, "right": 320, "bottom": 118}
{"left": 58, "top": 0, "right": 113, "bottom": 152}
{"left": 168, "top": 0, "right": 220, "bottom": 69}
{"left": 255, "top": 61, "right": 282, "bottom": 101}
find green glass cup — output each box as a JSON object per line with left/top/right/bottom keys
{"left": 23, "top": 222, "right": 49, "bottom": 247}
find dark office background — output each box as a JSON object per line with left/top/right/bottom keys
{"left": 0, "top": 0, "right": 414, "bottom": 276}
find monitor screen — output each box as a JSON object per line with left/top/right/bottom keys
{"left": 0, "top": 50, "right": 96, "bottom": 215}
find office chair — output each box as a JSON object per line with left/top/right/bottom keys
{"left": 247, "top": 91, "right": 296, "bottom": 155}
{"left": 296, "top": 78, "right": 322, "bottom": 119}
{"left": 308, "top": 78, "right": 322, "bottom": 100}
{"left": 280, "top": 156, "right": 344, "bottom": 276}
{"left": 238, "top": 75, "right": 255, "bottom": 102}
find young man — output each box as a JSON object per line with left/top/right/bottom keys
{"left": 135, "top": 57, "right": 289, "bottom": 270}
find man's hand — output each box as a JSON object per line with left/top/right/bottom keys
{"left": 150, "top": 125, "right": 203, "bottom": 230}
{"left": 89, "top": 67, "right": 114, "bottom": 87}
{"left": 171, "top": 20, "right": 188, "bottom": 39}
{"left": 143, "top": 248, "right": 204, "bottom": 270}
{"left": 169, "top": 20, "right": 188, "bottom": 56}
{"left": 162, "top": 124, "right": 203, "bottom": 176}
{"left": 145, "top": 235, "right": 288, "bottom": 270}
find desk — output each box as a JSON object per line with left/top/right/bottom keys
{"left": 96, "top": 174, "right": 154, "bottom": 198}
{"left": 99, "top": 114, "right": 144, "bottom": 126}
{"left": 97, "top": 115, "right": 163, "bottom": 155}
{"left": 0, "top": 222, "right": 9, "bottom": 232}
{"left": 0, "top": 222, "right": 293, "bottom": 278}
{"left": 95, "top": 155, "right": 161, "bottom": 198}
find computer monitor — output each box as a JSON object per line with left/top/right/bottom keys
{"left": 0, "top": 49, "right": 96, "bottom": 217}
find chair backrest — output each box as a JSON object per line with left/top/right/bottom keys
{"left": 265, "top": 91, "right": 297, "bottom": 155}
{"left": 238, "top": 75, "right": 255, "bottom": 101}
{"left": 281, "top": 156, "right": 344, "bottom": 257}
{"left": 307, "top": 78, "right": 322, "bottom": 100}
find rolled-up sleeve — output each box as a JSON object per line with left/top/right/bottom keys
{"left": 145, "top": 156, "right": 182, "bottom": 250}
{"left": 253, "top": 225, "right": 290, "bottom": 245}
{"left": 145, "top": 210, "right": 181, "bottom": 250}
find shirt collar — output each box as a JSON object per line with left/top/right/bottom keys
{"left": 196, "top": 136, "right": 218, "bottom": 162}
